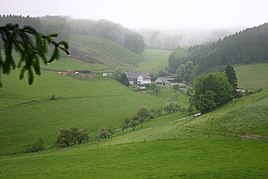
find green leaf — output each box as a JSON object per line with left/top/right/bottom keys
{"left": 19, "top": 66, "right": 26, "bottom": 80}
{"left": 58, "top": 41, "right": 69, "bottom": 49}
{"left": 28, "top": 67, "right": 34, "bottom": 85}
{"left": 47, "top": 33, "right": 58, "bottom": 38}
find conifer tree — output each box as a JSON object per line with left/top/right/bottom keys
{"left": 0, "top": 23, "right": 69, "bottom": 87}
{"left": 225, "top": 64, "right": 238, "bottom": 97}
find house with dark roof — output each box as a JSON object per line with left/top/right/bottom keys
{"left": 125, "top": 72, "right": 151, "bottom": 85}
{"left": 155, "top": 77, "right": 172, "bottom": 86}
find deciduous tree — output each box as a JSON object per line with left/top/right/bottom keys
{"left": 191, "top": 72, "right": 233, "bottom": 113}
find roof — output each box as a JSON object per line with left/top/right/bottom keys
{"left": 125, "top": 72, "right": 151, "bottom": 79}
{"left": 155, "top": 77, "right": 168, "bottom": 82}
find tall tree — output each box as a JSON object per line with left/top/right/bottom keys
{"left": 225, "top": 64, "right": 238, "bottom": 97}
{"left": 191, "top": 72, "right": 233, "bottom": 113}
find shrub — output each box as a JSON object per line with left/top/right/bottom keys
{"left": 163, "top": 102, "right": 180, "bottom": 114}
{"left": 26, "top": 138, "right": 44, "bottom": 153}
{"left": 99, "top": 128, "right": 113, "bottom": 139}
{"left": 56, "top": 128, "right": 88, "bottom": 147}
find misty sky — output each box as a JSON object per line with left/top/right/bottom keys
{"left": 1, "top": 0, "right": 268, "bottom": 30}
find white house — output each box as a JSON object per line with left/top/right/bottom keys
{"left": 125, "top": 72, "right": 151, "bottom": 85}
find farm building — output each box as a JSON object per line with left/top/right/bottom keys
{"left": 125, "top": 72, "right": 151, "bottom": 85}
{"left": 155, "top": 77, "right": 172, "bottom": 86}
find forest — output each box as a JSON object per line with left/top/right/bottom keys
{"left": 167, "top": 23, "right": 268, "bottom": 74}
{"left": 0, "top": 15, "right": 145, "bottom": 54}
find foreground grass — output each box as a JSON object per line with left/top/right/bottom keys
{"left": 0, "top": 131, "right": 267, "bottom": 178}
{"left": 0, "top": 89, "right": 267, "bottom": 178}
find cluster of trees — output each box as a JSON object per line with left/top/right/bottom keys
{"left": 68, "top": 19, "right": 145, "bottom": 53}
{"left": 190, "top": 65, "right": 238, "bottom": 113}
{"left": 168, "top": 23, "right": 268, "bottom": 75}
{"left": 121, "top": 103, "right": 185, "bottom": 132}
{"left": 114, "top": 69, "right": 130, "bottom": 86}
{"left": 121, "top": 107, "right": 157, "bottom": 131}
{"left": 174, "top": 61, "right": 197, "bottom": 83}
{"left": 56, "top": 128, "right": 88, "bottom": 147}
{"left": 167, "top": 47, "right": 187, "bottom": 73}
{"left": 40, "top": 16, "right": 70, "bottom": 42}
{"left": 0, "top": 15, "right": 70, "bottom": 43}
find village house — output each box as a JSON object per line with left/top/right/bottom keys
{"left": 125, "top": 72, "right": 151, "bottom": 85}
{"left": 155, "top": 77, "right": 172, "bottom": 86}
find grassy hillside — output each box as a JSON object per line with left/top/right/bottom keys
{"left": 235, "top": 63, "right": 268, "bottom": 90}
{"left": 41, "top": 56, "right": 107, "bottom": 71}
{"left": 0, "top": 70, "right": 186, "bottom": 154}
{"left": 70, "top": 35, "right": 145, "bottom": 70}
{"left": 137, "top": 49, "right": 171, "bottom": 72}
{"left": 0, "top": 90, "right": 268, "bottom": 178}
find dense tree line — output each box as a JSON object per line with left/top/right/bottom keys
{"left": 1, "top": 15, "right": 145, "bottom": 54}
{"left": 168, "top": 23, "right": 268, "bottom": 75}
{"left": 40, "top": 16, "right": 70, "bottom": 42}
{"left": 0, "top": 15, "right": 70, "bottom": 42}
{"left": 68, "top": 19, "right": 145, "bottom": 53}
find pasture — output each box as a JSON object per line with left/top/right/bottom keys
{"left": 235, "top": 63, "right": 268, "bottom": 90}
{"left": 0, "top": 69, "right": 188, "bottom": 154}
{"left": 1, "top": 90, "right": 268, "bottom": 178}
{"left": 137, "top": 49, "right": 172, "bottom": 72}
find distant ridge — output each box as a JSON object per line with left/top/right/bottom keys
{"left": 169, "top": 23, "right": 268, "bottom": 74}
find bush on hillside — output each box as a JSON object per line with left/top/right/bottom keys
{"left": 56, "top": 128, "right": 88, "bottom": 147}
{"left": 163, "top": 102, "right": 180, "bottom": 114}
{"left": 99, "top": 128, "right": 113, "bottom": 139}
{"left": 26, "top": 138, "right": 44, "bottom": 153}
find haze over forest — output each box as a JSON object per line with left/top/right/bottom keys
{"left": 2, "top": 0, "right": 268, "bottom": 49}
{"left": 2, "top": 0, "right": 268, "bottom": 30}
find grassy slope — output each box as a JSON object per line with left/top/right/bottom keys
{"left": 0, "top": 90, "right": 268, "bottom": 178}
{"left": 137, "top": 49, "right": 171, "bottom": 72}
{"left": 1, "top": 50, "right": 268, "bottom": 178}
{"left": 235, "top": 63, "right": 268, "bottom": 90}
{"left": 0, "top": 70, "right": 183, "bottom": 154}
{"left": 41, "top": 56, "right": 107, "bottom": 71}
{"left": 70, "top": 35, "right": 145, "bottom": 70}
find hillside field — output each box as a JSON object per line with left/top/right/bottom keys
{"left": 137, "top": 49, "right": 172, "bottom": 72}
{"left": 0, "top": 89, "right": 267, "bottom": 178}
{"left": 0, "top": 69, "right": 188, "bottom": 154}
{"left": 235, "top": 63, "right": 268, "bottom": 90}
{"left": 0, "top": 43, "right": 268, "bottom": 178}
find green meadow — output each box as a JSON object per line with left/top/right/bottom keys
{"left": 0, "top": 67, "right": 189, "bottom": 154}
{"left": 0, "top": 89, "right": 268, "bottom": 178}
{"left": 235, "top": 63, "right": 268, "bottom": 90}
{"left": 137, "top": 49, "right": 172, "bottom": 72}
{"left": 0, "top": 41, "right": 268, "bottom": 178}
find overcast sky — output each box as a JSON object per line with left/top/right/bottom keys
{"left": 1, "top": 0, "right": 268, "bottom": 30}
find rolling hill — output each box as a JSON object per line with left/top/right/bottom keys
{"left": 69, "top": 35, "right": 145, "bottom": 70}
{"left": 0, "top": 86, "right": 267, "bottom": 178}
{"left": 167, "top": 23, "right": 268, "bottom": 74}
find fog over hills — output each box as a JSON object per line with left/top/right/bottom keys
{"left": 139, "top": 27, "right": 245, "bottom": 50}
